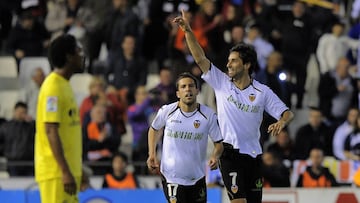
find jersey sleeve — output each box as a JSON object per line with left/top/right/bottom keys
{"left": 201, "top": 63, "right": 229, "bottom": 91}
{"left": 151, "top": 105, "right": 168, "bottom": 130}
{"left": 41, "top": 85, "right": 62, "bottom": 123}
{"left": 263, "top": 86, "right": 289, "bottom": 120}
{"left": 208, "top": 112, "right": 223, "bottom": 142}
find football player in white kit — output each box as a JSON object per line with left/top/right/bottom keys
{"left": 147, "top": 72, "right": 224, "bottom": 203}
{"left": 173, "top": 11, "right": 294, "bottom": 203}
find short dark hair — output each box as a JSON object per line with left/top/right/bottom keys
{"left": 112, "top": 151, "right": 128, "bottom": 164}
{"left": 176, "top": 72, "right": 199, "bottom": 90}
{"left": 14, "top": 101, "right": 27, "bottom": 110}
{"left": 48, "top": 34, "right": 77, "bottom": 68}
{"left": 230, "top": 43, "right": 259, "bottom": 75}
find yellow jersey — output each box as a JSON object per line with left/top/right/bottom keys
{"left": 35, "top": 72, "right": 82, "bottom": 181}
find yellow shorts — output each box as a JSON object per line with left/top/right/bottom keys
{"left": 38, "top": 176, "right": 81, "bottom": 203}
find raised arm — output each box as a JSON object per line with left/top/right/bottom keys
{"left": 173, "top": 10, "right": 211, "bottom": 73}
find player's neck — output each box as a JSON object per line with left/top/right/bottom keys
{"left": 232, "top": 75, "right": 251, "bottom": 90}
{"left": 54, "top": 68, "right": 73, "bottom": 80}
{"left": 179, "top": 102, "right": 198, "bottom": 112}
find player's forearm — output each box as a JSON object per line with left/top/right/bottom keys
{"left": 212, "top": 142, "right": 224, "bottom": 159}
{"left": 45, "top": 123, "right": 71, "bottom": 174}
{"left": 148, "top": 127, "right": 158, "bottom": 156}
{"left": 184, "top": 29, "right": 209, "bottom": 72}
{"left": 279, "top": 110, "right": 294, "bottom": 126}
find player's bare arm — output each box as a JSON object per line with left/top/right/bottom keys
{"left": 147, "top": 127, "right": 160, "bottom": 172}
{"left": 267, "top": 110, "right": 294, "bottom": 136}
{"left": 173, "top": 10, "right": 211, "bottom": 74}
{"left": 208, "top": 142, "right": 224, "bottom": 170}
{"left": 45, "top": 123, "right": 76, "bottom": 195}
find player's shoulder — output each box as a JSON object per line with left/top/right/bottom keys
{"left": 158, "top": 102, "right": 179, "bottom": 115}
{"left": 198, "top": 104, "right": 217, "bottom": 118}
{"left": 40, "top": 73, "right": 64, "bottom": 95}
{"left": 251, "top": 79, "right": 271, "bottom": 92}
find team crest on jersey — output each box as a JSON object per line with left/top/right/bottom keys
{"left": 193, "top": 120, "right": 200, "bottom": 128}
{"left": 231, "top": 184, "right": 238, "bottom": 193}
{"left": 249, "top": 93, "right": 256, "bottom": 102}
{"left": 46, "top": 96, "right": 58, "bottom": 112}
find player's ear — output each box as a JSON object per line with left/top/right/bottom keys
{"left": 176, "top": 90, "right": 180, "bottom": 98}
{"left": 244, "top": 63, "right": 250, "bottom": 70}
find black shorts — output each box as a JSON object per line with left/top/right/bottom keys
{"left": 219, "top": 143, "right": 263, "bottom": 203}
{"left": 161, "top": 176, "right": 207, "bottom": 203}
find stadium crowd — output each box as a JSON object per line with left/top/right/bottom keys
{"left": 1, "top": 0, "right": 360, "bottom": 189}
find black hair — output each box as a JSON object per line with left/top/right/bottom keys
{"left": 308, "top": 106, "right": 321, "bottom": 112}
{"left": 48, "top": 34, "right": 77, "bottom": 68}
{"left": 14, "top": 101, "right": 27, "bottom": 110}
{"left": 229, "top": 43, "right": 259, "bottom": 76}
{"left": 112, "top": 151, "right": 128, "bottom": 164}
{"left": 175, "top": 72, "right": 199, "bottom": 90}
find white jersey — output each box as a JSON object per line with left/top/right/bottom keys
{"left": 202, "top": 64, "right": 289, "bottom": 157}
{"left": 151, "top": 102, "right": 222, "bottom": 185}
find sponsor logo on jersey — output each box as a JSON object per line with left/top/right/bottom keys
{"left": 171, "top": 120, "right": 182, "bottom": 123}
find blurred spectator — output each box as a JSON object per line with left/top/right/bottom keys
{"left": 294, "top": 107, "right": 333, "bottom": 160}
{"left": 296, "top": 148, "right": 338, "bottom": 187}
{"left": 142, "top": 0, "right": 197, "bottom": 67}
{"left": 0, "top": 2, "right": 18, "bottom": 50}
{"left": 244, "top": 23, "right": 274, "bottom": 71}
{"left": 217, "top": 25, "right": 245, "bottom": 69}
{"left": 19, "top": 67, "right": 45, "bottom": 119}
{"left": 106, "top": 35, "right": 147, "bottom": 104}
{"left": 262, "top": 151, "right": 290, "bottom": 188}
{"left": 0, "top": 102, "right": 35, "bottom": 176}
{"left": 149, "top": 67, "right": 177, "bottom": 108}
{"left": 256, "top": 51, "right": 292, "bottom": 142}
{"left": 81, "top": 0, "right": 112, "bottom": 73}
{"left": 6, "top": 9, "right": 50, "bottom": 62}
{"left": 344, "top": 114, "right": 360, "bottom": 161}
{"left": 267, "top": 128, "right": 295, "bottom": 165}
{"left": 275, "top": 1, "right": 311, "bottom": 108}
{"left": 316, "top": 21, "right": 358, "bottom": 74}
{"left": 221, "top": 2, "right": 244, "bottom": 42}
{"left": 80, "top": 76, "right": 127, "bottom": 135}
{"left": 192, "top": 0, "right": 223, "bottom": 60}
{"left": 348, "top": 20, "right": 360, "bottom": 79}
{"left": 127, "top": 85, "right": 155, "bottom": 170}
{"left": 102, "top": 151, "right": 138, "bottom": 189}
{"left": 45, "top": 0, "right": 98, "bottom": 44}
{"left": 84, "top": 104, "right": 120, "bottom": 161}
{"left": 254, "top": 0, "right": 282, "bottom": 46}
{"left": 318, "top": 57, "right": 357, "bottom": 124}
{"left": 102, "top": 0, "right": 140, "bottom": 54}
{"left": 333, "top": 107, "right": 359, "bottom": 160}
{"left": 255, "top": 51, "right": 291, "bottom": 106}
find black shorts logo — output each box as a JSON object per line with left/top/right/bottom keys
{"left": 255, "top": 178, "right": 263, "bottom": 189}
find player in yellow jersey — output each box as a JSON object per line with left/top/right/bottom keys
{"left": 35, "top": 34, "right": 88, "bottom": 203}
